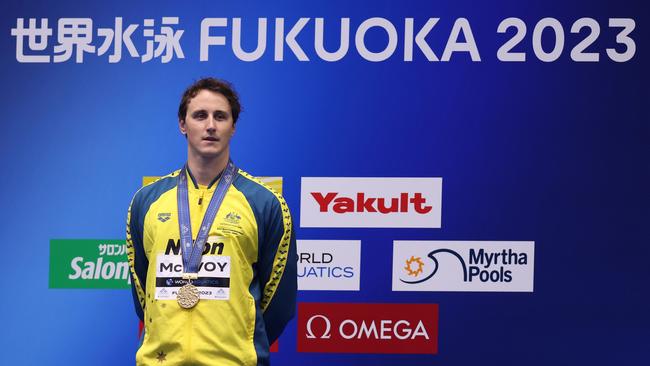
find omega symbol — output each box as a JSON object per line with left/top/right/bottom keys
{"left": 305, "top": 314, "right": 331, "bottom": 339}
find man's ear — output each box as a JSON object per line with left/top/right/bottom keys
{"left": 179, "top": 119, "right": 187, "bottom": 135}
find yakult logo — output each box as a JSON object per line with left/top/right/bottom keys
{"left": 301, "top": 178, "right": 442, "bottom": 228}
{"left": 297, "top": 303, "right": 438, "bottom": 354}
{"left": 393, "top": 241, "right": 535, "bottom": 292}
{"left": 310, "top": 192, "right": 433, "bottom": 214}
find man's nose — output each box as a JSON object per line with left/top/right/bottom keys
{"left": 206, "top": 115, "right": 217, "bottom": 131}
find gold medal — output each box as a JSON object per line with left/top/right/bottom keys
{"left": 177, "top": 283, "right": 200, "bottom": 309}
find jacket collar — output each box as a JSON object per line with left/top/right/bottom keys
{"left": 185, "top": 164, "right": 223, "bottom": 190}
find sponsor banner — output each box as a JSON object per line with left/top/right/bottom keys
{"left": 393, "top": 241, "right": 535, "bottom": 292}
{"left": 297, "top": 303, "right": 438, "bottom": 354}
{"left": 49, "top": 239, "right": 130, "bottom": 289}
{"left": 297, "top": 240, "right": 361, "bottom": 291}
{"left": 300, "top": 177, "right": 442, "bottom": 228}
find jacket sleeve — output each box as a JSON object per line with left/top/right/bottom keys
{"left": 126, "top": 192, "right": 149, "bottom": 322}
{"left": 258, "top": 194, "right": 297, "bottom": 344}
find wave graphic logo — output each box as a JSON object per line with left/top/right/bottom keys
{"left": 400, "top": 250, "right": 467, "bottom": 284}
{"left": 392, "top": 241, "right": 535, "bottom": 292}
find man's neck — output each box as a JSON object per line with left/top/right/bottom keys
{"left": 186, "top": 150, "right": 229, "bottom": 187}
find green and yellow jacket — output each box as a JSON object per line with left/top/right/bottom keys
{"left": 126, "top": 167, "right": 296, "bottom": 366}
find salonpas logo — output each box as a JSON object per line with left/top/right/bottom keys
{"left": 49, "top": 239, "right": 130, "bottom": 289}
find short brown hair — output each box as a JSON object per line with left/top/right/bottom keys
{"left": 177, "top": 77, "right": 242, "bottom": 124}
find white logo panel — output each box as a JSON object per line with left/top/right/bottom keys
{"left": 300, "top": 178, "right": 442, "bottom": 228}
{"left": 392, "top": 241, "right": 534, "bottom": 292}
{"left": 297, "top": 240, "right": 361, "bottom": 291}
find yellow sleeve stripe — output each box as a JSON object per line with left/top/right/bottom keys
{"left": 126, "top": 199, "right": 146, "bottom": 312}
{"left": 126, "top": 169, "right": 181, "bottom": 314}
{"left": 238, "top": 170, "right": 292, "bottom": 311}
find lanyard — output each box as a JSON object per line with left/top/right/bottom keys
{"left": 177, "top": 160, "right": 237, "bottom": 275}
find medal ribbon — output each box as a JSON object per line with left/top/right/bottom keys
{"left": 177, "top": 160, "right": 237, "bottom": 275}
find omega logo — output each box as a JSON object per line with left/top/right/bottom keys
{"left": 305, "top": 314, "right": 430, "bottom": 340}
{"left": 305, "top": 314, "right": 331, "bottom": 339}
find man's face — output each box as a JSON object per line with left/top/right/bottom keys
{"left": 179, "top": 89, "right": 235, "bottom": 160}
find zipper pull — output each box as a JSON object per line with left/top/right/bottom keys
{"left": 198, "top": 196, "right": 203, "bottom": 205}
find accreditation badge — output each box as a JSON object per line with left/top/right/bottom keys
{"left": 154, "top": 253, "right": 231, "bottom": 301}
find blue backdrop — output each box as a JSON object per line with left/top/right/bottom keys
{"left": 1, "top": 1, "right": 648, "bottom": 365}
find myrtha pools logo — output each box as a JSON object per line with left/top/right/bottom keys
{"left": 392, "top": 241, "right": 535, "bottom": 292}
{"left": 401, "top": 249, "right": 469, "bottom": 284}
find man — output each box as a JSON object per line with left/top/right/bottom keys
{"left": 126, "top": 77, "right": 296, "bottom": 366}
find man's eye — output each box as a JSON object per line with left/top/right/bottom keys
{"left": 215, "top": 112, "right": 227, "bottom": 120}
{"left": 194, "top": 112, "right": 207, "bottom": 119}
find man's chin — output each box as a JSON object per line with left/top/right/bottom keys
{"left": 195, "top": 149, "right": 225, "bottom": 160}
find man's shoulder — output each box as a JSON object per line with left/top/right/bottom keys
{"left": 131, "top": 170, "right": 180, "bottom": 209}
{"left": 233, "top": 169, "right": 287, "bottom": 212}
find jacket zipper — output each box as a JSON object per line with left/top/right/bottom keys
{"left": 188, "top": 190, "right": 204, "bottom": 362}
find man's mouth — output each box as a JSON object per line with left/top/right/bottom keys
{"left": 203, "top": 137, "right": 219, "bottom": 141}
